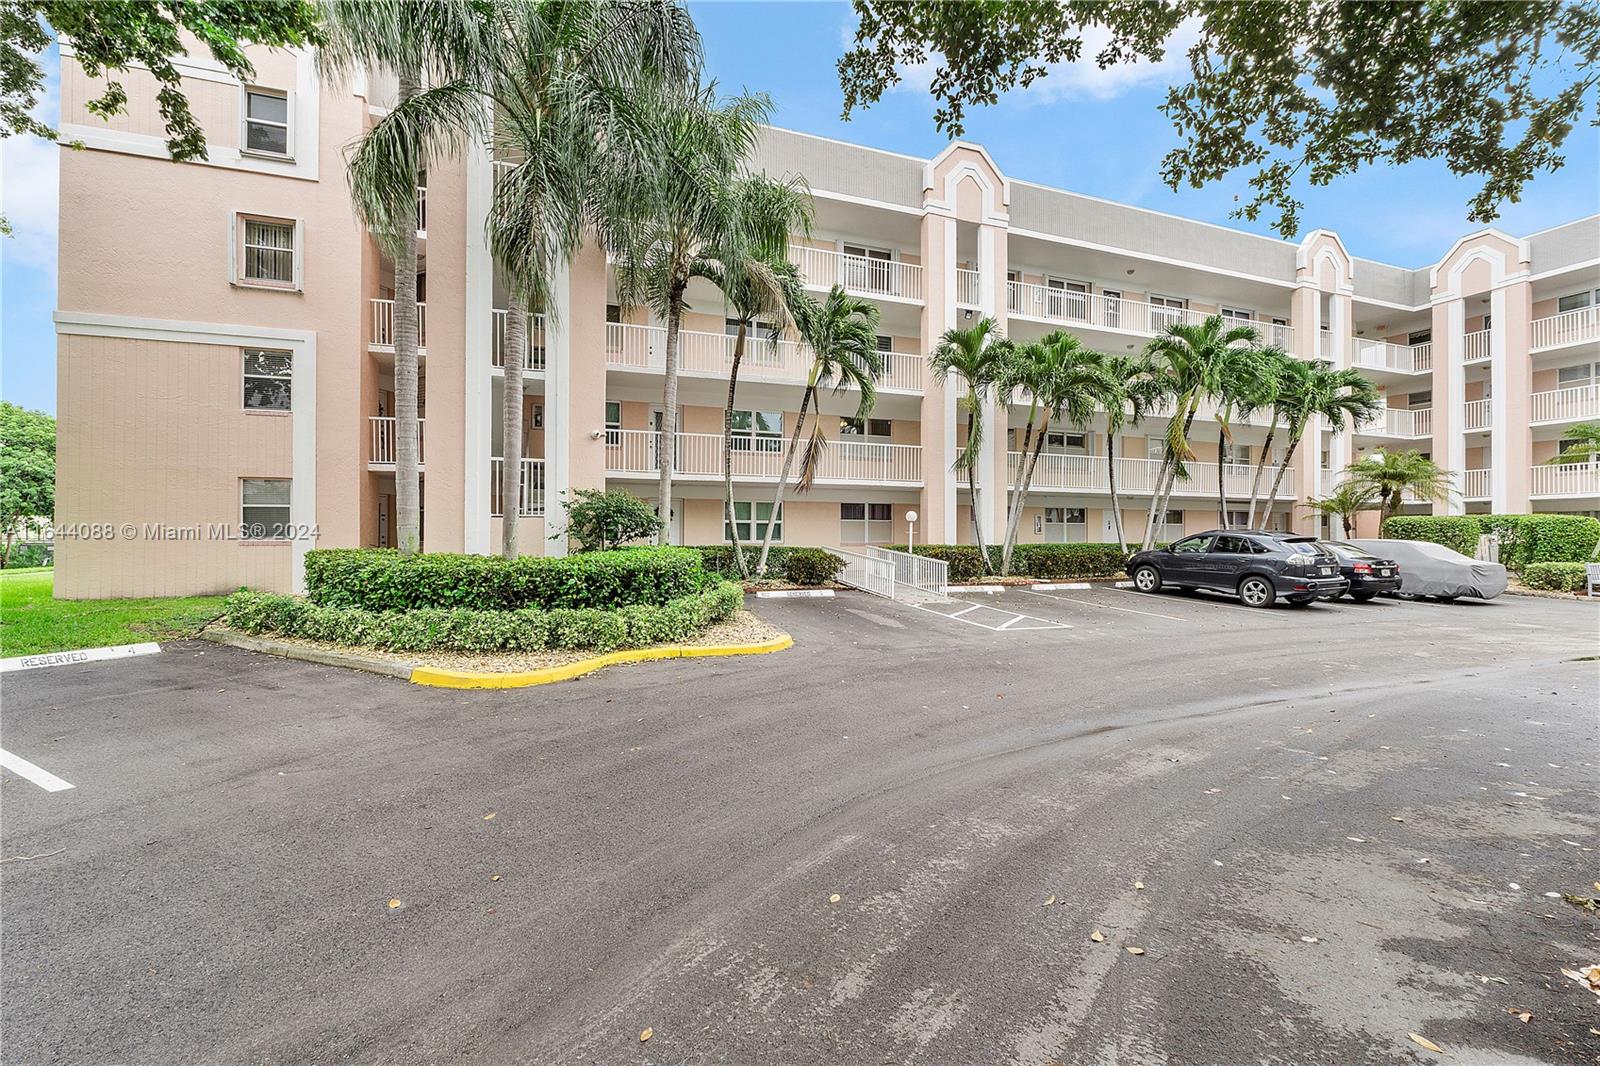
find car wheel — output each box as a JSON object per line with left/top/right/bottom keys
{"left": 1132, "top": 565, "right": 1162, "bottom": 593}
{"left": 1238, "top": 576, "right": 1276, "bottom": 608}
{"left": 1350, "top": 591, "right": 1377, "bottom": 602}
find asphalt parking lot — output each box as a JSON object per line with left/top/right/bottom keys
{"left": 3, "top": 589, "right": 1598, "bottom": 1065}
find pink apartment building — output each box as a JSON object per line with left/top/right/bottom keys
{"left": 52, "top": 46, "right": 1600, "bottom": 598}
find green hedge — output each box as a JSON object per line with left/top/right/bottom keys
{"left": 303, "top": 546, "right": 706, "bottom": 612}
{"left": 1523, "top": 515, "right": 1600, "bottom": 565}
{"left": 225, "top": 581, "right": 743, "bottom": 653}
{"left": 1379, "top": 515, "right": 1482, "bottom": 556}
{"left": 1382, "top": 513, "right": 1600, "bottom": 569}
{"left": 881, "top": 543, "right": 1132, "bottom": 581}
{"left": 1520, "top": 561, "right": 1589, "bottom": 592}
{"left": 693, "top": 545, "right": 844, "bottom": 586}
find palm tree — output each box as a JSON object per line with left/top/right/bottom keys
{"left": 1543, "top": 421, "right": 1600, "bottom": 464}
{"left": 1259, "top": 360, "right": 1383, "bottom": 520}
{"left": 1138, "top": 316, "right": 1263, "bottom": 550}
{"left": 994, "top": 332, "right": 1114, "bottom": 576}
{"left": 1093, "top": 351, "right": 1163, "bottom": 552}
{"left": 1346, "top": 450, "right": 1455, "bottom": 529}
{"left": 929, "top": 317, "right": 1010, "bottom": 571}
{"left": 1244, "top": 350, "right": 1308, "bottom": 529}
{"left": 1300, "top": 481, "right": 1378, "bottom": 538}
{"left": 1211, "top": 344, "right": 1282, "bottom": 528}
{"left": 610, "top": 86, "right": 778, "bottom": 545}
{"left": 753, "top": 287, "right": 882, "bottom": 576}
{"left": 320, "top": 0, "right": 497, "bottom": 555}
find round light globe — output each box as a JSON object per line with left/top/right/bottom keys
{"left": 905, "top": 510, "right": 919, "bottom": 524}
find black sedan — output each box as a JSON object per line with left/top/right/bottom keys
{"left": 1320, "top": 541, "right": 1402, "bottom": 601}
{"left": 1127, "top": 530, "right": 1349, "bottom": 608}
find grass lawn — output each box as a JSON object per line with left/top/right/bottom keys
{"left": 0, "top": 570, "right": 228, "bottom": 657}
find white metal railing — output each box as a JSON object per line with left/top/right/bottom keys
{"left": 1463, "top": 398, "right": 1491, "bottom": 431}
{"left": 416, "top": 186, "right": 427, "bottom": 233}
{"left": 984, "top": 452, "right": 1296, "bottom": 498}
{"left": 604, "top": 430, "right": 922, "bottom": 484}
{"left": 1317, "top": 331, "right": 1334, "bottom": 359}
{"left": 1531, "top": 384, "right": 1600, "bottom": 424}
{"left": 369, "top": 415, "right": 425, "bottom": 465}
{"left": 1531, "top": 461, "right": 1600, "bottom": 498}
{"left": 1351, "top": 338, "right": 1431, "bottom": 374}
{"left": 1532, "top": 307, "right": 1600, "bottom": 351}
{"left": 604, "top": 322, "right": 923, "bottom": 392}
{"left": 867, "top": 545, "right": 949, "bottom": 600}
{"left": 1412, "top": 342, "right": 1434, "bottom": 371}
{"left": 1361, "top": 406, "right": 1431, "bottom": 438}
{"left": 1004, "top": 281, "right": 1293, "bottom": 345}
{"left": 790, "top": 245, "right": 924, "bottom": 302}
{"left": 834, "top": 547, "right": 897, "bottom": 598}
{"left": 370, "top": 298, "right": 427, "bottom": 348}
{"left": 490, "top": 457, "right": 546, "bottom": 517}
{"left": 491, "top": 310, "right": 548, "bottom": 371}
{"left": 1462, "top": 468, "right": 1490, "bottom": 499}
{"left": 955, "top": 269, "right": 980, "bottom": 307}
{"left": 1463, "top": 329, "right": 1491, "bottom": 362}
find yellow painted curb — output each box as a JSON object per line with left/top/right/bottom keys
{"left": 408, "top": 634, "right": 793, "bottom": 690}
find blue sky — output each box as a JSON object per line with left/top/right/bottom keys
{"left": 4, "top": 2, "right": 1597, "bottom": 414}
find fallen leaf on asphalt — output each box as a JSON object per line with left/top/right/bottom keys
{"left": 1300, "top": 936, "right": 1319, "bottom": 943}
{"left": 1043, "top": 895, "right": 1056, "bottom": 906}
{"left": 1472, "top": 974, "right": 1508, "bottom": 985}
{"left": 828, "top": 894, "right": 841, "bottom": 903}
{"left": 1125, "top": 946, "right": 1145, "bottom": 955}
{"left": 1347, "top": 836, "right": 1367, "bottom": 843}
{"left": 1133, "top": 881, "right": 1145, "bottom": 890}
{"left": 1090, "top": 930, "right": 1104, "bottom": 943}
{"left": 387, "top": 899, "right": 402, "bottom": 909}
{"left": 1561, "top": 965, "right": 1600, "bottom": 1001}
{"left": 1506, "top": 1008, "right": 1531, "bottom": 1023}
{"left": 639, "top": 1027, "right": 652, "bottom": 1043}
{"left": 1407, "top": 1032, "right": 1444, "bottom": 1054}
{"left": 1390, "top": 816, "right": 1405, "bottom": 823}
{"left": 490, "top": 875, "right": 501, "bottom": 882}
{"left": 483, "top": 813, "right": 496, "bottom": 821}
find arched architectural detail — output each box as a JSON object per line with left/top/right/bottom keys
{"left": 923, "top": 142, "right": 1009, "bottom": 225}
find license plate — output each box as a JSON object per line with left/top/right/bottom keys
{"left": 1378, "top": 568, "right": 1393, "bottom": 577}
{"left": 1319, "top": 567, "right": 1334, "bottom": 576}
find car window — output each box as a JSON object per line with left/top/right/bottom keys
{"left": 1171, "top": 535, "right": 1211, "bottom": 554}
{"left": 1213, "top": 535, "right": 1249, "bottom": 554}
{"left": 1328, "top": 542, "right": 1376, "bottom": 559}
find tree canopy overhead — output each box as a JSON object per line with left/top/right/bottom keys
{"left": 838, "top": 1, "right": 1600, "bottom": 237}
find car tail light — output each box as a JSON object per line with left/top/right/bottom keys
{"left": 1287, "top": 552, "right": 1315, "bottom": 566}
{"left": 1352, "top": 562, "right": 1372, "bottom": 574}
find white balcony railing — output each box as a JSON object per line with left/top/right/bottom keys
{"left": 603, "top": 322, "right": 924, "bottom": 392}
{"left": 955, "top": 268, "right": 980, "bottom": 307}
{"left": 1463, "top": 398, "right": 1491, "bottom": 431}
{"left": 789, "top": 245, "right": 924, "bottom": 302}
{"left": 1317, "top": 331, "right": 1334, "bottom": 359}
{"left": 1532, "top": 307, "right": 1600, "bottom": 351}
{"left": 1463, "top": 329, "right": 1491, "bottom": 362}
{"left": 604, "top": 430, "right": 922, "bottom": 485}
{"left": 1005, "top": 281, "right": 1293, "bottom": 346}
{"left": 1005, "top": 453, "right": 1296, "bottom": 499}
{"left": 1531, "top": 384, "right": 1600, "bottom": 424}
{"left": 1361, "top": 406, "right": 1431, "bottom": 438}
{"left": 490, "top": 457, "right": 545, "bottom": 517}
{"left": 1351, "top": 338, "right": 1431, "bottom": 374}
{"left": 1462, "top": 469, "right": 1490, "bottom": 499}
{"left": 370, "top": 299, "right": 427, "bottom": 349}
{"left": 369, "top": 415, "right": 424, "bottom": 465}
{"left": 491, "top": 310, "right": 548, "bottom": 371}
{"left": 1531, "top": 461, "right": 1600, "bottom": 498}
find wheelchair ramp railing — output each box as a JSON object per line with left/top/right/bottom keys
{"left": 835, "top": 548, "right": 897, "bottom": 598}
{"left": 835, "top": 546, "right": 951, "bottom": 604}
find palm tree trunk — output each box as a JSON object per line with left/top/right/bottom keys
{"left": 723, "top": 320, "right": 749, "bottom": 578}
{"left": 657, "top": 287, "right": 685, "bottom": 545}
{"left": 1263, "top": 432, "right": 1302, "bottom": 517}
{"left": 1244, "top": 423, "right": 1277, "bottom": 529}
{"left": 1107, "top": 435, "right": 1126, "bottom": 553}
{"left": 499, "top": 299, "right": 527, "bottom": 557}
{"left": 1142, "top": 400, "right": 1199, "bottom": 549}
{"left": 1001, "top": 409, "right": 1037, "bottom": 576}
{"left": 965, "top": 392, "right": 994, "bottom": 572}
{"left": 393, "top": 71, "right": 422, "bottom": 557}
{"left": 754, "top": 382, "right": 816, "bottom": 577}
{"left": 1002, "top": 433, "right": 1048, "bottom": 575}
{"left": 1216, "top": 422, "right": 1228, "bottom": 528}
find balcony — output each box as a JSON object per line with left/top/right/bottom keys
{"left": 1361, "top": 406, "right": 1431, "bottom": 438}
{"left": 999, "top": 452, "right": 1296, "bottom": 499}
{"left": 1531, "top": 461, "right": 1600, "bottom": 498}
{"left": 1531, "top": 384, "right": 1600, "bottom": 424}
{"left": 369, "top": 415, "right": 424, "bottom": 467}
{"left": 955, "top": 268, "right": 980, "bottom": 308}
{"left": 1463, "top": 398, "right": 1491, "bottom": 431}
{"left": 604, "top": 322, "right": 924, "bottom": 392}
{"left": 1532, "top": 307, "right": 1600, "bottom": 351}
{"left": 1006, "top": 281, "right": 1293, "bottom": 346}
{"left": 790, "top": 245, "right": 923, "bottom": 303}
{"left": 490, "top": 457, "right": 545, "bottom": 517}
{"left": 1463, "top": 329, "right": 1491, "bottom": 362}
{"left": 491, "top": 309, "right": 547, "bottom": 371}
{"left": 1462, "top": 469, "right": 1490, "bottom": 500}
{"left": 605, "top": 430, "right": 922, "bottom": 486}
{"left": 370, "top": 298, "right": 426, "bottom": 350}
{"left": 1351, "top": 338, "right": 1432, "bottom": 374}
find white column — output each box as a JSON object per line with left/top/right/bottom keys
{"left": 462, "top": 145, "right": 494, "bottom": 553}
{"left": 1488, "top": 287, "right": 1510, "bottom": 511}
{"left": 939, "top": 216, "right": 958, "bottom": 539}
{"left": 975, "top": 223, "right": 1000, "bottom": 545}
{"left": 1443, "top": 299, "right": 1468, "bottom": 514}
{"left": 1327, "top": 295, "right": 1354, "bottom": 478}
{"left": 289, "top": 335, "right": 317, "bottom": 592}
{"left": 543, "top": 260, "right": 573, "bottom": 557}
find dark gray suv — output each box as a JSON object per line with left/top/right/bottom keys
{"left": 1127, "top": 530, "right": 1349, "bottom": 608}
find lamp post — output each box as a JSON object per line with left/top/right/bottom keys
{"left": 905, "top": 509, "right": 918, "bottom": 553}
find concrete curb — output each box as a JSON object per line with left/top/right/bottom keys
{"left": 199, "top": 628, "right": 416, "bottom": 680}
{"left": 410, "top": 635, "right": 795, "bottom": 689}
{"left": 754, "top": 589, "right": 835, "bottom": 599}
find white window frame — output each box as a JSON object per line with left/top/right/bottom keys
{"left": 1557, "top": 290, "right": 1598, "bottom": 313}
{"left": 1145, "top": 436, "right": 1166, "bottom": 461}
{"left": 841, "top": 416, "right": 892, "bottom": 441}
{"left": 604, "top": 401, "right": 621, "bottom": 446}
{"left": 1556, "top": 363, "right": 1596, "bottom": 387}
{"left": 240, "top": 85, "right": 293, "bottom": 160}
{"left": 1160, "top": 509, "right": 1185, "bottom": 541}
{"left": 1042, "top": 506, "right": 1087, "bottom": 542}
{"left": 242, "top": 348, "right": 293, "bottom": 412}
{"left": 1220, "top": 307, "right": 1254, "bottom": 323}
{"left": 241, "top": 478, "right": 293, "bottom": 540}
{"left": 731, "top": 410, "right": 783, "bottom": 452}
{"left": 232, "top": 213, "right": 303, "bottom": 291}
{"left": 727, "top": 501, "right": 782, "bottom": 542}
{"left": 840, "top": 501, "right": 893, "bottom": 544}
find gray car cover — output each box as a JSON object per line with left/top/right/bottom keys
{"left": 1347, "top": 539, "right": 1508, "bottom": 600}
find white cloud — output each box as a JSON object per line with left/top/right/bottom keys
{"left": 2, "top": 47, "right": 59, "bottom": 281}
{"left": 1023, "top": 18, "right": 1203, "bottom": 103}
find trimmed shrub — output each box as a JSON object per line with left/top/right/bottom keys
{"left": 225, "top": 581, "right": 743, "bottom": 654}
{"left": 563, "top": 488, "right": 663, "bottom": 551}
{"left": 1379, "top": 515, "right": 1482, "bottom": 556}
{"left": 1476, "top": 514, "right": 1537, "bottom": 570}
{"left": 1012, "top": 543, "right": 1129, "bottom": 579}
{"left": 1523, "top": 514, "right": 1600, "bottom": 565}
{"left": 303, "top": 546, "right": 706, "bottom": 612}
{"left": 693, "top": 545, "right": 844, "bottom": 584}
{"left": 1520, "top": 561, "right": 1588, "bottom": 592}
{"left": 783, "top": 548, "right": 846, "bottom": 586}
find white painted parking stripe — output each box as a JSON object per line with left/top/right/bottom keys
{"left": 0, "top": 749, "right": 75, "bottom": 792}
{"left": 1, "top": 642, "right": 162, "bottom": 673}
{"left": 1016, "top": 588, "right": 1187, "bottom": 623}
{"left": 949, "top": 604, "right": 982, "bottom": 617}
{"left": 909, "top": 602, "right": 1071, "bottom": 632}
{"left": 1033, "top": 582, "right": 1091, "bottom": 591}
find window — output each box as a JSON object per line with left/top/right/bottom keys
{"left": 1222, "top": 442, "right": 1251, "bottom": 465}
{"left": 605, "top": 304, "right": 621, "bottom": 323}
{"left": 1161, "top": 509, "right": 1185, "bottom": 540}
{"left": 1171, "top": 534, "right": 1210, "bottom": 554}
{"left": 1213, "top": 534, "right": 1252, "bottom": 554}
{"left": 1220, "top": 307, "right": 1253, "bottom": 324}
{"left": 1225, "top": 511, "right": 1251, "bottom": 529}
{"left": 1103, "top": 289, "right": 1123, "bottom": 328}
{"left": 1044, "top": 431, "right": 1086, "bottom": 453}
{"left": 1407, "top": 389, "right": 1433, "bottom": 409}
{"left": 604, "top": 401, "right": 621, "bottom": 446}
{"left": 727, "top": 501, "right": 781, "bottom": 542}
{"left": 1146, "top": 436, "right": 1166, "bottom": 461}
{"left": 1557, "top": 363, "right": 1596, "bottom": 387}
{"left": 1557, "top": 290, "right": 1598, "bottom": 313}
{"left": 842, "top": 243, "right": 893, "bottom": 294}
{"left": 1148, "top": 294, "right": 1187, "bottom": 330}
{"left": 876, "top": 334, "right": 893, "bottom": 353}
{"left": 1408, "top": 329, "right": 1432, "bottom": 346}
{"left": 1557, "top": 435, "right": 1598, "bottom": 465}
{"left": 841, "top": 502, "right": 893, "bottom": 543}
{"left": 238, "top": 216, "right": 298, "bottom": 288}
{"left": 731, "top": 410, "right": 783, "bottom": 451}
{"left": 243, "top": 87, "right": 290, "bottom": 157}
{"left": 1042, "top": 507, "right": 1086, "bottom": 542}
{"left": 841, "top": 417, "right": 892, "bottom": 439}
{"left": 241, "top": 478, "right": 292, "bottom": 539}
{"left": 243, "top": 349, "right": 292, "bottom": 410}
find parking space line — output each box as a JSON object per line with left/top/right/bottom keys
{"left": 0, "top": 749, "right": 75, "bottom": 792}
{"left": 1014, "top": 588, "right": 1187, "bottom": 623}
{"left": 949, "top": 604, "right": 982, "bottom": 618}
{"left": 909, "top": 602, "right": 1071, "bottom": 632}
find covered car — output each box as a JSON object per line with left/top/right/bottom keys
{"left": 1346, "top": 539, "right": 1507, "bottom": 601}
